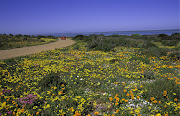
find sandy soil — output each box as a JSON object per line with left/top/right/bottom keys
{"left": 0, "top": 38, "right": 76, "bottom": 60}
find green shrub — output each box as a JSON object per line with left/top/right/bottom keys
{"left": 141, "top": 47, "right": 167, "bottom": 57}
{"left": 130, "top": 34, "right": 142, "bottom": 39}
{"left": 39, "top": 72, "right": 67, "bottom": 90}
{"left": 161, "top": 40, "right": 178, "bottom": 46}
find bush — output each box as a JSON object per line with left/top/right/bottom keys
{"left": 130, "top": 34, "right": 142, "bottom": 39}
{"left": 39, "top": 72, "right": 67, "bottom": 90}
{"left": 161, "top": 40, "right": 177, "bottom": 46}
{"left": 141, "top": 47, "right": 167, "bottom": 57}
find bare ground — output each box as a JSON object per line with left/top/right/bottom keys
{"left": 0, "top": 38, "right": 76, "bottom": 60}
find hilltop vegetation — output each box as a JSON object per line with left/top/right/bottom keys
{"left": 0, "top": 34, "right": 58, "bottom": 50}
{"left": 0, "top": 33, "right": 180, "bottom": 116}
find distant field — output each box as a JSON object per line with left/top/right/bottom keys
{"left": 0, "top": 34, "right": 58, "bottom": 50}
{"left": 0, "top": 33, "right": 179, "bottom": 116}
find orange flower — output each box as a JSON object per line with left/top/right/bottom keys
{"left": 21, "top": 108, "right": 24, "bottom": 112}
{"left": 74, "top": 111, "right": 81, "bottom": 116}
{"left": 12, "top": 112, "right": 15, "bottom": 115}
{"left": 150, "top": 97, "right": 155, "bottom": 101}
{"left": 131, "top": 96, "right": 135, "bottom": 100}
{"left": 36, "top": 112, "right": 39, "bottom": 115}
{"left": 177, "top": 65, "right": 180, "bottom": 69}
{"left": 174, "top": 98, "right": 178, "bottom": 101}
{"left": 164, "top": 105, "right": 167, "bottom": 108}
{"left": 94, "top": 112, "right": 99, "bottom": 115}
{"left": 109, "top": 97, "right": 113, "bottom": 101}
{"left": 164, "top": 114, "right": 168, "bottom": 116}
{"left": 137, "top": 96, "right": 140, "bottom": 99}
{"left": 116, "top": 109, "right": 120, "bottom": 113}
{"left": 116, "top": 98, "right": 119, "bottom": 102}
{"left": 123, "top": 90, "right": 127, "bottom": 93}
{"left": 126, "top": 93, "right": 130, "bottom": 97}
{"left": 163, "top": 91, "right": 167, "bottom": 96}
{"left": 153, "top": 100, "right": 157, "bottom": 104}
{"left": 125, "top": 100, "right": 128, "bottom": 103}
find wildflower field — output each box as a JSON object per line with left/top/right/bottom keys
{"left": 0, "top": 34, "right": 180, "bottom": 116}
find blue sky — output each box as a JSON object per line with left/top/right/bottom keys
{"left": 0, "top": 0, "right": 179, "bottom": 34}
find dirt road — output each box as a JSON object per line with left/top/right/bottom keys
{"left": 0, "top": 39, "right": 76, "bottom": 60}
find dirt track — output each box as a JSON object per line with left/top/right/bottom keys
{"left": 0, "top": 39, "right": 76, "bottom": 60}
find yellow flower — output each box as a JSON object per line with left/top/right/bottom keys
{"left": 47, "top": 104, "right": 50, "bottom": 108}
{"left": 58, "top": 91, "right": 63, "bottom": 95}
{"left": 158, "top": 101, "right": 162, "bottom": 104}
{"left": 70, "top": 107, "right": 74, "bottom": 112}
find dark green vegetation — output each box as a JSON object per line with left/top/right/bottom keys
{"left": 0, "top": 34, "right": 58, "bottom": 50}
{"left": 73, "top": 33, "right": 180, "bottom": 59}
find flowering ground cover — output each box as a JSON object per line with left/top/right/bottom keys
{"left": 0, "top": 40, "right": 179, "bottom": 115}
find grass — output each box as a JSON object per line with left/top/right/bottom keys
{"left": 0, "top": 34, "right": 180, "bottom": 116}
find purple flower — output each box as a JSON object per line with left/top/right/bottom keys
{"left": 6, "top": 111, "right": 12, "bottom": 114}
{"left": 3, "top": 89, "right": 6, "bottom": 93}
{"left": 7, "top": 90, "right": 10, "bottom": 93}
